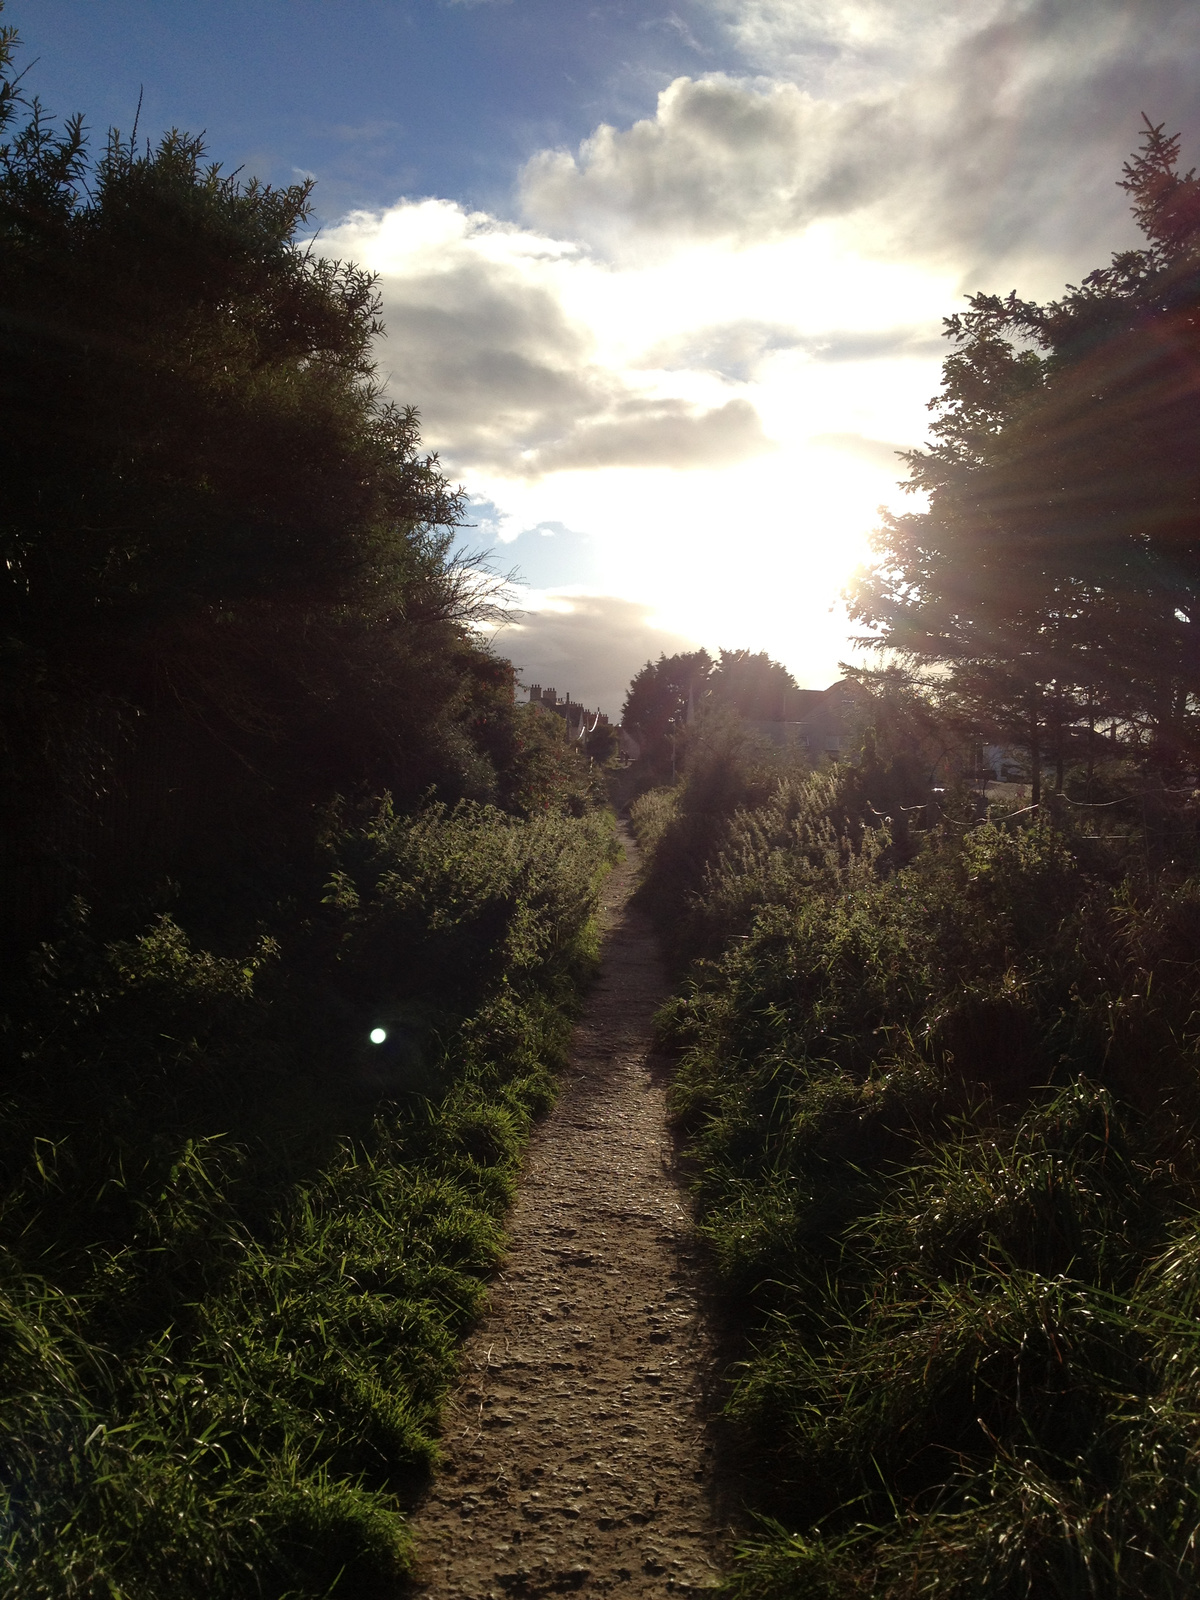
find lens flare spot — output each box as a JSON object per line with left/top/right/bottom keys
{"left": 369, "top": 1027, "right": 387, "bottom": 1044}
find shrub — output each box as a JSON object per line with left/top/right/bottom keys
{"left": 0, "top": 799, "right": 616, "bottom": 1597}
{"left": 640, "top": 759, "right": 1200, "bottom": 1597}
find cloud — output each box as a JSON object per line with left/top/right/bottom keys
{"left": 811, "top": 431, "right": 906, "bottom": 471}
{"left": 710, "top": 0, "right": 995, "bottom": 91}
{"left": 641, "top": 10, "right": 709, "bottom": 56}
{"left": 313, "top": 0, "right": 1200, "bottom": 699}
{"left": 802, "top": 326, "right": 946, "bottom": 363}
{"left": 520, "top": 0, "right": 1200, "bottom": 283}
{"left": 491, "top": 593, "right": 702, "bottom": 719}
{"left": 520, "top": 74, "right": 897, "bottom": 252}
{"left": 329, "top": 119, "right": 405, "bottom": 145}
{"left": 640, "top": 319, "right": 944, "bottom": 379}
{"left": 640, "top": 319, "right": 803, "bottom": 380}
{"left": 517, "top": 396, "right": 772, "bottom": 475}
{"left": 374, "top": 247, "right": 600, "bottom": 465}
{"left": 323, "top": 200, "right": 773, "bottom": 478}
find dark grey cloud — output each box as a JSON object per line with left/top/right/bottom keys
{"left": 492, "top": 594, "right": 701, "bottom": 720}
{"left": 520, "top": 73, "right": 900, "bottom": 249}
{"left": 376, "top": 256, "right": 601, "bottom": 466}
{"left": 909, "top": 0, "right": 1200, "bottom": 285}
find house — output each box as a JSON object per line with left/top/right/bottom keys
{"left": 527, "top": 684, "right": 611, "bottom": 745}
{"left": 746, "top": 679, "right": 865, "bottom": 758}
{"left": 791, "top": 679, "right": 865, "bottom": 756}
{"left": 982, "top": 744, "right": 1030, "bottom": 781}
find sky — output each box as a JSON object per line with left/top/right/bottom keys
{"left": 11, "top": 0, "right": 1200, "bottom": 717}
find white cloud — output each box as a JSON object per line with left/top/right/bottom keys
{"left": 710, "top": 0, "right": 998, "bottom": 91}
{"left": 317, "top": 0, "right": 1200, "bottom": 692}
{"left": 318, "top": 193, "right": 950, "bottom": 689}
{"left": 322, "top": 199, "right": 774, "bottom": 476}
{"left": 521, "top": 1, "right": 1200, "bottom": 284}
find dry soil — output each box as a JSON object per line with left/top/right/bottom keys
{"left": 409, "top": 824, "right": 736, "bottom": 1597}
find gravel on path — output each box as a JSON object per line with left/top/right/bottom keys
{"left": 410, "top": 823, "right": 735, "bottom": 1598}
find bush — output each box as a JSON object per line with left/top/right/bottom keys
{"left": 640, "top": 757, "right": 1200, "bottom": 1597}
{"left": 0, "top": 799, "right": 616, "bottom": 1597}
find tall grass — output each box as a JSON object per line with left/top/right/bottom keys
{"left": 643, "top": 748, "right": 1200, "bottom": 1597}
{"left": 0, "top": 797, "right": 615, "bottom": 1598}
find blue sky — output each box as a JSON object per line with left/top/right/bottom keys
{"left": 11, "top": 1, "right": 1200, "bottom": 716}
{"left": 11, "top": 1, "right": 726, "bottom": 221}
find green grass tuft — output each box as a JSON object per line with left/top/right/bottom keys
{"left": 0, "top": 798, "right": 617, "bottom": 1597}
{"left": 640, "top": 752, "right": 1200, "bottom": 1598}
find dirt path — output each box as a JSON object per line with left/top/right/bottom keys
{"left": 410, "top": 824, "right": 733, "bottom": 1597}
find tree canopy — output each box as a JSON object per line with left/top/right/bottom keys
{"left": 621, "top": 649, "right": 713, "bottom": 771}
{"left": 708, "top": 648, "right": 799, "bottom": 721}
{"left": 0, "top": 18, "right": 586, "bottom": 944}
{"left": 621, "top": 646, "right": 804, "bottom": 781}
{"left": 852, "top": 119, "right": 1200, "bottom": 792}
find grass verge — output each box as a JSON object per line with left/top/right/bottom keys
{"left": 637, "top": 752, "right": 1200, "bottom": 1598}
{"left": 0, "top": 797, "right": 616, "bottom": 1598}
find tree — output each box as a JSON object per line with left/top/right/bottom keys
{"left": 621, "top": 650, "right": 712, "bottom": 776}
{"left": 852, "top": 119, "right": 1200, "bottom": 794}
{"left": 0, "top": 16, "right": 530, "bottom": 942}
{"left": 708, "top": 648, "right": 799, "bottom": 721}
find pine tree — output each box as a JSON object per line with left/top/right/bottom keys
{"left": 853, "top": 119, "right": 1200, "bottom": 781}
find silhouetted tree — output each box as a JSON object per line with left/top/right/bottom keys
{"left": 0, "top": 17, "right": 543, "bottom": 942}
{"left": 621, "top": 650, "right": 712, "bottom": 776}
{"left": 853, "top": 119, "right": 1200, "bottom": 789}
{"left": 708, "top": 648, "right": 799, "bottom": 720}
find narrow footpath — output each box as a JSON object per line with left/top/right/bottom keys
{"left": 411, "top": 824, "right": 732, "bottom": 1597}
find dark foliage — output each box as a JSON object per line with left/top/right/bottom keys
{"left": 0, "top": 19, "right": 573, "bottom": 952}
{"left": 621, "top": 648, "right": 714, "bottom": 780}
{"left": 630, "top": 678, "right": 1200, "bottom": 1595}
{"left": 852, "top": 121, "right": 1200, "bottom": 789}
{"left": 0, "top": 16, "right": 618, "bottom": 1595}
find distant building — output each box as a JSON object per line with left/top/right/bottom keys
{"left": 746, "top": 679, "right": 865, "bottom": 757}
{"left": 982, "top": 745, "right": 1030, "bottom": 782}
{"left": 527, "top": 684, "right": 611, "bottom": 746}
{"left": 792, "top": 679, "right": 866, "bottom": 757}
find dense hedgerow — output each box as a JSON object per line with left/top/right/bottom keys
{"left": 0, "top": 22, "right": 621, "bottom": 1594}
{"left": 639, "top": 744, "right": 1200, "bottom": 1598}
{"left": 0, "top": 799, "right": 616, "bottom": 1599}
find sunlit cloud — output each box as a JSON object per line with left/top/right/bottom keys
{"left": 321, "top": 0, "right": 1200, "bottom": 708}
{"left": 321, "top": 195, "right": 948, "bottom": 708}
